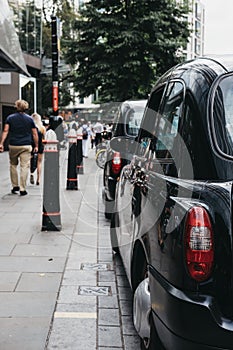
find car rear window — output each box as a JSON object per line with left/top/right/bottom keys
{"left": 125, "top": 105, "right": 145, "bottom": 136}
{"left": 212, "top": 75, "right": 233, "bottom": 156}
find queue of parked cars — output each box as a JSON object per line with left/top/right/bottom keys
{"left": 98, "top": 55, "right": 233, "bottom": 350}
{"left": 102, "top": 99, "right": 147, "bottom": 219}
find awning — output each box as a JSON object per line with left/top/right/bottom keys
{"left": 0, "top": 0, "right": 30, "bottom": 77}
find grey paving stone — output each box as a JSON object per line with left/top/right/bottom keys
{"left": 0, "top": 243, "right": 15, "bottom": 255}
{"left": 62, "top": 269, "right": 97, "bottom": 286}
{"left": 118, "top": 286, "right": 133, "bottom": 301}
{"left": 0, "top": 317, "right": 50, "bottom": 350}
{"left": 56, "top": 302, "right": 96, "bottom": 313}
{"left": 119, "top": 300, "right": 133, "bottom": 316}
{"left": 69, "top": 243, "right": 98, "bottom": 257}
{"left": 98, "top": 326, "right": 122, "bottom": 348}
{"left": 121, "top": 316, "right": 138, "bottom": 336}
{"left": 98, "top": 295, "right": 119, "bottom": 309}
{"left": 116, "top": 274, "right": 130, "bottom": 288}
{"left": 0, "top": 231, "right": 32, "bottom": 244}
{"left": 71, "top": 233, "right": 98, "bottom": 250}
{"left": 58, "top": 285, "right": 97, "bottom": 304}
{"left": 47, "top": 318, "right": 96, "bottom": 350}
{"left": 0, "top": 256, "right": 66, "bottom": 272}
{"left": 115, "top": 263, "right": 126, "bottom": 276}
{"left": 31, "top": 232, "right": 71, "bottom": 246}
{"left": 0, "top": 272, "right": 20, "bottom": 291}
{"left": 98, "top": 308, "right": 120, "bottom": 326}
{"left": 98, "top": 270, "right": 116, "bottom": 282}
{"left": 98, "top": 252, "right": 114, "bottom": 262}
{"left": 73, "top": 220, "right": 98, "bottom": 233}
{"left": 98, "top": 281, "right": 117, "bottom": 295}
{"left": 0, "top": 292, "right": 57, "bottom": 317}
{"left": 16, "top": 272, "right": 62, "bottom": 292}
{"left": 67, "top": 254, "right": 98, "bottom": 267}
{"left": 98, "top": 348, "right": 123, "bottom": 350}
{"left": 124, "top": 334, "right": 141, "bottom": 350}
{"left": 11, "top": 244, "right": 68, "bottom": 257}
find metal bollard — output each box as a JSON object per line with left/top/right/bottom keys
{"left": 76, "top": 130, "right": 84, "bottom": 175}
{"left": 66, "top": 129, "right": 78, "bottom": 190}
{"left": 41, "top": 129, "right": 61, "bottom": 231}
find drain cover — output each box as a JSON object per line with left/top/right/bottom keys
{"left": 81, "top": 263, "right": 110, "bottom": 271}
{"left": 78, "top": 286, "right": 111, "bottom": 296}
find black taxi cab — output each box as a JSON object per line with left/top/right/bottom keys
{"left": 103, "top": 99, "right": 147, "bottom": 219}
{"left": 111, "top": 56, "right": 233, "bottom": 349}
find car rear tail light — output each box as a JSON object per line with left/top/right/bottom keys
{"left": 112, "top": 152, "right": 121, "bottom": 174}
{"left": 185, "top": 206, "right": 214, "bottom": 282}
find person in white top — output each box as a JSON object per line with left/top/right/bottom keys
{"left": 93, "top": 121, "right": 103, "bottom": 146}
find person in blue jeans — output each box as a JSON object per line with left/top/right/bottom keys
{"left": 0, "top": 100, "right": 38, "bottom": 196}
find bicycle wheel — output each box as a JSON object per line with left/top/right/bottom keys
{"left": 96, "top": 149, "right": 107, "bottom": 169}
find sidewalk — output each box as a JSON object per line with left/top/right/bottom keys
{"left": 0, "top": 148, "right": 140, "bottom": 349}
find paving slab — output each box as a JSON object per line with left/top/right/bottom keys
{"left": 16, "top": 272, "right": 62, "bottom": 292}
{"left": 0, "top": 317, "right": 50, "bottom": 350}
{"left": 0, "top": 149, "right": 140, "bottom": 349}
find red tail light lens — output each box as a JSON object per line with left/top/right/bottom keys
{"left": 185, "top": 206, "right": 214, "bottom": 282}
{"left": 112, "top": 152, "right": 121, "bottom": 174}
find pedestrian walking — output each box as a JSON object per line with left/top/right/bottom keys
{"left": 30, "top": 112, "right": 46, "bottom": 186}
{"left": 81, "top": 119, "right": 91, "bottom": 158}
{"left": 90, "top": 126, "right": 96, "bottom": 149}
{"left": 0, "top": 100, "right": 38, "bottom": 196}
{"left": 93, "top": 120, "right": 103, "bottom": 146}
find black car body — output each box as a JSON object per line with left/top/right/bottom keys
{"left": 111, "top": 56, "right": 233, "bottom": 349}
{"left": 103, "top": 99, "right": 147, "bottom": 218}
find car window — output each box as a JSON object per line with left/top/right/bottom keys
{"left": 125, "top": 105, "right": 145, "bottom": 136}
{"left": 212, "top": 75, "right": 233, "bottom": 156}
{"left": 155, "top": 81, "right": 184, "bottom": 158}
{"left": 138, "top": 86, "right": 166, "bottom": 141}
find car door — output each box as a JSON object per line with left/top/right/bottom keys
{"left": 116, "top": 87, "right": 166, "bottom": 280}
{"left": 132, "top": 81, "right": 185, "bottom": 276}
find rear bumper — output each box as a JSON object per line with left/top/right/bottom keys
{"left": 149, "top": 265, "right": 233, "bottom": 350}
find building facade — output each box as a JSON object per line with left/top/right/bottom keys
{"left": 186, "top": 0, "right": 205, "bottom": 59}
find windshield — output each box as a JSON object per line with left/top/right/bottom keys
{"left": 212, "top": 75, "right": 233, "bottom": 156}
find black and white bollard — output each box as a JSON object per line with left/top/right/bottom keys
{"left": 76, "top": 129, "right": 84, "bottom": 175}
{"left": 66, "top": 129, "right": 78, "bottom": 190}
{"left": 41, "top": 129, "right": 61, "bottom": 231}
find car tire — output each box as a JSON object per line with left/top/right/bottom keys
{"left": 104, "top": 199, "right": 114, "bottom": 220}
{"left": 110, "top": 213, "right": 119, "bottom": 253}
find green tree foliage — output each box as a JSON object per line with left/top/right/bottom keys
{"left": 65, "top": 0, "right": 191, "bottom": 102}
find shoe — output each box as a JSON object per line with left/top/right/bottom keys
{"left": 30, "top": 174, "right": 34, "bottom": 184}
{"left": 36, "top": 181, "right": 39, "bottom": 186}
{"left": 20, "top": 191, "right": 28, "bottom": 196}
{"left": 11, "top": 186, "right": 20, "bottom": 194}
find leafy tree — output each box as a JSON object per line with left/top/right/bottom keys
{"left": 65, "top": 0, "right": 191, "bottom": 102}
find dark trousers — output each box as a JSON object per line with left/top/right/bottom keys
{"left": 95, "top": 133, "right": 102, "bottom": 146}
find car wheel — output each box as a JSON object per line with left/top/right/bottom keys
{"left": 104, "top": 199, "right": 113, "bottom": 220}
{"left": 96, "top": 148, "right": 107, "bottom": 169}
{"left": 140, "top": 314, "right": 164, "bottom": 350}
{"left": 104, "top": 198, "right": 114, "bottom": 220}
{"left": 110, "top": 213, "right": 119, "bottom": 253}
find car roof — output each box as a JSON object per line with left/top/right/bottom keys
{"left": 174, "top": 55, "right": 233, "bottom": 76}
